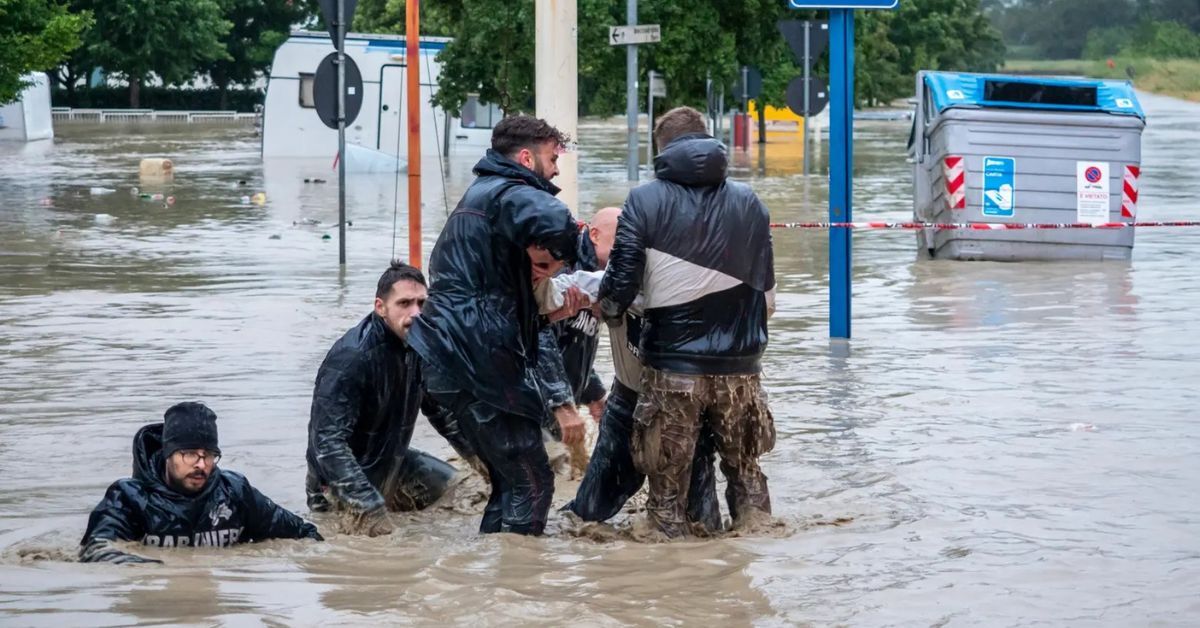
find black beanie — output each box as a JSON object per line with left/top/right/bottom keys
{"left": 162, "top": 402, "right": 220, "bottom": 456}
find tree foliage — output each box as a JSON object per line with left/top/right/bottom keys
{"left": 0, "top": 0, "right": 90, "bottom": 105}
{"left": 84, "top": 0, "right": 232, "bottom": 107}
{"left": 985, "top": 0, "right": 1200, "bottom": 59}
{"left": 203, "top": 0, "right": 310, "bottom": 107}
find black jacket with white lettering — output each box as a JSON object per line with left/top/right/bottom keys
{"left": 599, "top": 134, "right": 775, "bottom": 375}
{"left": 79, "top": 423, "right": 322, "bottom": 564}
{"left": 553, "top": 231, "right": 605, "bottom": 404}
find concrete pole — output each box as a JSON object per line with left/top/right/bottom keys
{"left": 536, "top": 0, "right": 579, "bottom": 211}
{"left": 625, "top": 0, "right": 638, "bottom": 182}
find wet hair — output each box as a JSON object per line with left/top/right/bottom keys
{"left": 376, "top": 260, "right": 426, "bottom": 299}
{"left": 491, "top": 115, "right": 570, "bottom": 159}
{"left": 654, "top": 106, "right": 707, "bottom": 151}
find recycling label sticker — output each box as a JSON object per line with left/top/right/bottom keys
{"left": 982, "top": 156, "right": 1015, "bottom": 218}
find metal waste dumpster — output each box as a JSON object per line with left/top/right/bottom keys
{"left": 909, "top": 71, "right": 1145, "bottom": 261}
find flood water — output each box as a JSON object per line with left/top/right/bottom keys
{"left": 1, "top": 92, "right": 1198, "bottom": 626}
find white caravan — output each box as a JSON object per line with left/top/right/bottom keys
{"left": 0, "top": 73, "right": 53, "bottom": 142}
{"left": 261, "top": 30, "right": 501, "bottom": 161}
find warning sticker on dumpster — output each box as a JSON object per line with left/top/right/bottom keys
{"left": 1076, "top": 161, "right": 1110, "bottom": 223}
{"left": 982, "top": 156, "right": 1015, "bottom": 217}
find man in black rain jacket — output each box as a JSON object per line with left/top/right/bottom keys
{"left": 409, "top": 115, "right": 584, "bottom": 536}
{"left": 80, "top": 402, "right": 321, "bottom": 564}
{"left": 599, "top": 106, "right": 777, "bottom": 538}
{"left": 306, "top": 261, "right": 468, "bottom": 537}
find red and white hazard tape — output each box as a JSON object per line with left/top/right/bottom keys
{"left": 1121, "top": 165, "right": 1140, "bottom": 218}
{"left": 769, "top": 221, "right": 1200, "bottom": 230}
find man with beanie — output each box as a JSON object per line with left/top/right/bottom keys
{"left": 80, "top": 402, "right": 322, "bottom": 564}
{"left": 306, "top": 261, "right": 474, "bottom": 537}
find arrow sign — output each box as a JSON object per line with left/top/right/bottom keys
{"left": 609, "top": 24, "right": 661, "bottom": 46}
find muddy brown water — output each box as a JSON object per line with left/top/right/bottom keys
{"left": 1, "top": 93, "right": 1199, "bottom": 626}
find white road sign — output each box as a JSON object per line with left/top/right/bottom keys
{"left": 609, "top": 24, "right": 661, "bottom": 46}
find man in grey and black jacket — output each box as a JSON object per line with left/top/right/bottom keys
{"left": 598, "top": 106, "right": 777, "bottom": 538}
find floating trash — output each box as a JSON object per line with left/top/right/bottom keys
{"left": 94, "top": 213, "right": 115, "bottom": 224}
{"left": 89, "top": 187, "right": 116, "bottom": 195}
{"left": 322, "top": 234, "right": 332, "bottom": 240}
{"left": 240, "top": 195, "right": 251, "bottom": 204}
{"left": 268, "top": 234, "right": 282, "bottom": 240}
{"left": 1070, "top": 423, "right": 1097, "bottom": 432}
{"left": 294, "top": 218, "right": 321, "bottom": 226}
{"left": 165, "top": 196, "right": 176, "bottom": 205}
{"left": 251, "top": 192, "right": 267, "bottom": 205}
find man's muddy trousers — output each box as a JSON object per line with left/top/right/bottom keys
{"left": 566, "top": 380, "right": 721, "bottom": 532}
{"left": 632, "top": 368, "right": 777, "bottom": 538}
{"left": 427, "top": 391, "right": 554, "bottom": 536}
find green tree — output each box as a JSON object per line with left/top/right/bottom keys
{"left": 86, "top": 0, "right": 231, "bottom": 107}
{"left": 0, "top": 0, "right": 90, "bottom": 105}
{"left": 203, "top": 0, "right": 311, "bottom": 109}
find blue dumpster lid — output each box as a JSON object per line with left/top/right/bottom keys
{"left": 923, "top": 71, "right": 1145, "bottom": 119}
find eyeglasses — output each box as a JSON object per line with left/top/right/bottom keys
{"left": 175, "top": 449, "right": 221, "bottom": 465}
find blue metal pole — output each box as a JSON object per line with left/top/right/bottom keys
{"left": 828, "top": 9, "right": 854, "bottom": 339}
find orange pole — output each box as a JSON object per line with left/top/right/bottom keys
{"left": 406, "top": 0, "right": 422, "bottom": 268}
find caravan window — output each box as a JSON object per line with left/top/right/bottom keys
{"left": 461, "top": 94, "right": 502, "bottom": 129}
{"left": 298, "top": 73, "right": 316, "bottom": 109}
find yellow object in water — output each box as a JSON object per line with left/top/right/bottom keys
{"left": 251, "top": 192, "right": 267, "bottom": 205}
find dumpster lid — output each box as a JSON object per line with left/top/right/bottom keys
{"left": 923, "top": 71, "right": 1145, "bottom": 120}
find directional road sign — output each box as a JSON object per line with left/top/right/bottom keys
{"left": 609, "top": 24, "right": 661, "bottom": 46}
{"left": 318, "top": 0, "right": 359, "bottom": 45}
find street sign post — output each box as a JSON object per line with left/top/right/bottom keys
{"left": 611, "top": 3, "right": 660, "bottom": 182}
{"left": 787, "top": 1, "right": 899, "bottom": 340}
{"left": 317, "top": 0, "right": 359, "bottom": 266}
{"left": 608, "top": 24, "right": 661, "bottom": 45}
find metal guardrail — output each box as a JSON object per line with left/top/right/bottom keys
{"left": 51, "top": 108, "right": 257, "bottom": 124}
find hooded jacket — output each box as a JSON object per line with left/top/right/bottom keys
{"left": 80, "top": 423, "right": 321, "bottom": 564}
{"left": 599, "top": 134, "right": 775, "bottom": 375}
{"left": 306, "top": 313, "right": 468, "bottom": 513}
{"left": 409, "top": 149, "right": 579, "bottom": 421}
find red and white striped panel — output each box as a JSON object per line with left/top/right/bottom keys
{"left": 1121, "top": 165, "right": 1140, "bottom": 218}
{"left": 943, "top": 155, "right": 966, "bottom": 210}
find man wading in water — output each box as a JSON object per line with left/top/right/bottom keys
{"left": 599, "top": 106, "right": 778, "bottom": 539}
{"left": 306, "top": 261, "right": 476, "bottom": 536}
{"left": 80, "top": 402, "right": 322, "bottom": 564}
{"left": 409, "top": 115, "right": 585, "bottom": 536}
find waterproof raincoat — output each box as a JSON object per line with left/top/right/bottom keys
{"left": 306, "top": 313, "right": 462, "bottom": 514}
{"left": 599, "top": 133, "right": 775, "bottom": 375}
{"left": 80, "top": 423, "right": 321, "bottom": 564}
{"left": 409, "top": 149, "right": 579, "bottom": 421}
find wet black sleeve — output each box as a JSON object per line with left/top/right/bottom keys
{"left": 495, "top": 186, "right": 579, "bottom": 264}
{"left": 241, "top": 480, "right": 324, "bottom": 542}
{"left": 310, "top": 352, "right": 387, "bottom": 513}
{"left": 79, "top": 482, "right": 162, "bottom": 564}
{"left": 421, "top": 391, "right": 477, "bottom": 460}
{"left": 599, "top": 195, "right": 648, "bottom": 322}
{"left": 580, "top": 370, "right": 607, "bottom": 405}
{"left": 536, "top": 326, "right": 574, "bottom": 411}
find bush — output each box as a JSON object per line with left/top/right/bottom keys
{"left": 51, "top": 86, "right": 264, "bottom": 112}
{"left": 1127, "top": 20, "right": 1200, "bottom": 59}
{"left": 1083, "top": 27, "right": 1129, "bottom": 60}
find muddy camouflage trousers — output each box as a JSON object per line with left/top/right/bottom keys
{"left": 566, "top": 380, "right": 722, "bottom": 532}
{"left": 632, "top": 368, "right": 776, "bottom": 538}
